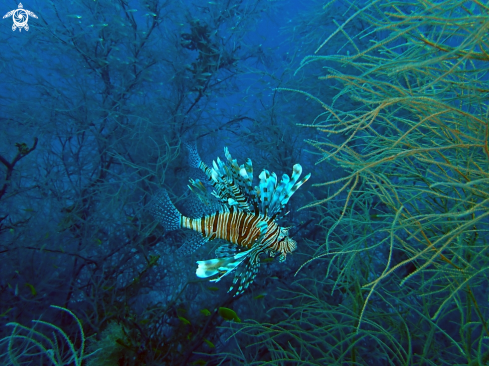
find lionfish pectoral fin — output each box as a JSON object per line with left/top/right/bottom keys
{"left": 215, "top": 243, "right": 240, "bottom": 258}
{"left": 228, "top": 248, "right": 262, "bottom": 297}
{"left": 196, "top": 250, "right": 251, "bottom": 282}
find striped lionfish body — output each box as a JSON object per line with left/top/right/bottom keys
{"left": 150, "top": 146, "right": 310, "bottom": 295}
{"left": 181, "top": 207, "right": 283, "bottom": 250}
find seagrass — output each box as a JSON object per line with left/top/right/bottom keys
{"left": 224, "top": 0, "right": 489, "bottom": 364}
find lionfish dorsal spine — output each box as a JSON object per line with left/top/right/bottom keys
{"left": 187, "top": 178, "right": 210, "bottom": 204}
{"left": 239, "top": 163, "right": 253, "bottom": 189}
{"left": 267, "top": 174, "right": 289, "bottom": 214}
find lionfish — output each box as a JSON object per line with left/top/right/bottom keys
{"left": 150, "top": 146, "right": 310, "bottom": 295}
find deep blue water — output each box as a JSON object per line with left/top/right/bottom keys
{"left": 1, "top": 1, "right": 488, "bottom": 365}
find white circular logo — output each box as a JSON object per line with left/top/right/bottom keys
{"left": 2, "top": 3, "right": 37, "bottom": 32}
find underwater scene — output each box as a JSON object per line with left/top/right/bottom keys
{"left": 0, "top": 0, "right": 488, "bottom": 365}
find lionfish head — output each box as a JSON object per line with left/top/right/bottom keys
{"left": 279, "top": 236, "right": 297, "bottom": 258}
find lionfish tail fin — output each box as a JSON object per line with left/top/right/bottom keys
{"left": 149, "top": 189, "right": 182, "bottom": 231}
{"left": 196, "top": 250, "right": 250, "bottom": 281}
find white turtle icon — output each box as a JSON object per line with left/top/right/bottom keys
{"left": 3, "top": 3, "right": 37, "bottom": 32}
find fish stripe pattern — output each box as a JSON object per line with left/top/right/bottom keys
{"left": 180, "top": 206, "right": 280, "bottom": 249}
{"left": 150, "top": 146, "right": 310, "bottom": 295}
